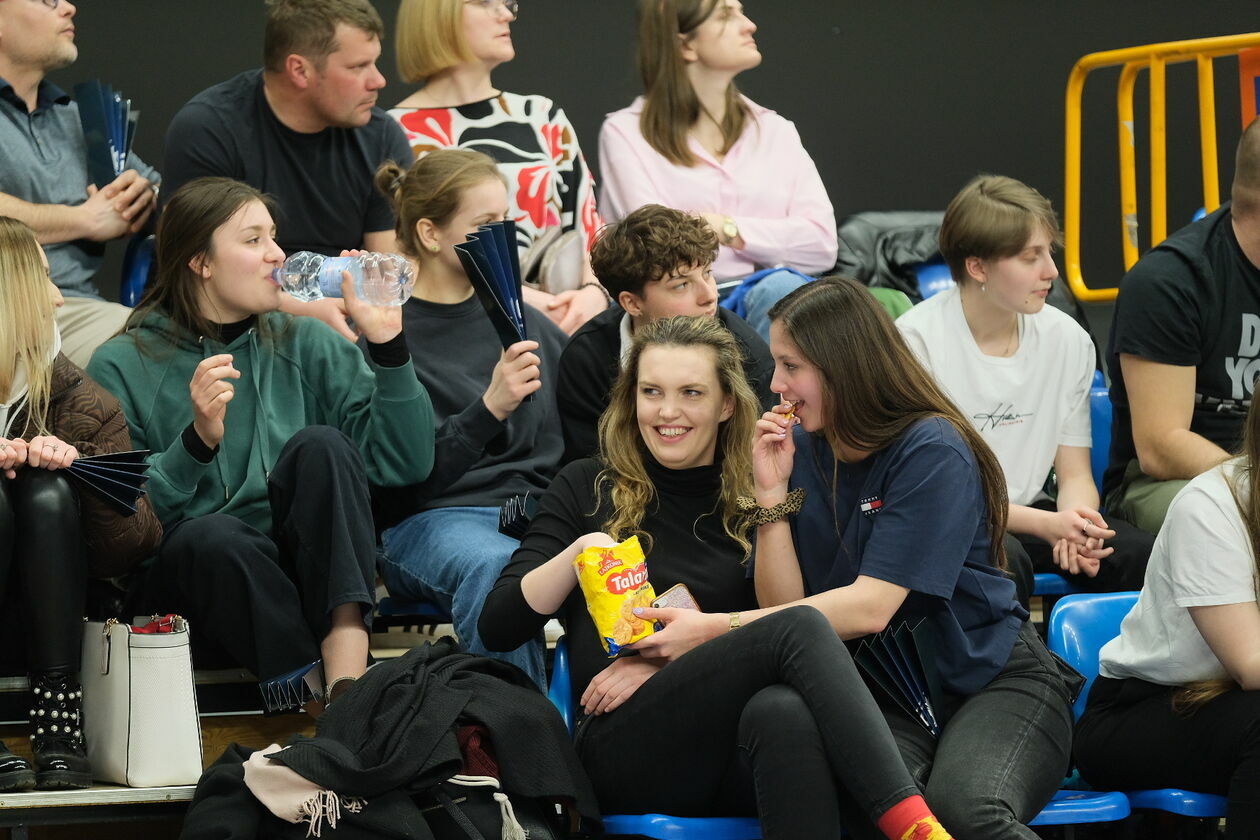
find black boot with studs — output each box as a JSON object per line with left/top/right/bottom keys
{"left": 29, "top": 672, "right": 90, "bottom": 790}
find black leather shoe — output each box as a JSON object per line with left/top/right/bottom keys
{"left": 29, "top": 673, "right": 90, "bottom": 790}
{"left": 0, "top": 742, "right": 35, "bottom": 792}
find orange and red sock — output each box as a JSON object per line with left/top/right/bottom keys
{"left": 876, "top": 795, "right": 954, "bottom": 840}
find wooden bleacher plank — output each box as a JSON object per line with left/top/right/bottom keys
{"left": 0, "top": 785, "right": 193, "bottom": 810}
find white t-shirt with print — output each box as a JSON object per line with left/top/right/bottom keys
{"left": 897, "top": 286, "right": 1094, "bottom": 506}
{"left": 1099, "top": 461, "right": 1257, "bottom": 684}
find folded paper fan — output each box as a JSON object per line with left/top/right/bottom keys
{"left": 66, "top": 450, "right": 151, "bottom": 515}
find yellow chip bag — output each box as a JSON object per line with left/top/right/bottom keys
{"left": 574, "top": 535, "right": 657, "bottom": 657}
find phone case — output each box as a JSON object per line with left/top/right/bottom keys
{"left": 651, "top": 583, "right": 700, "bottom": 611}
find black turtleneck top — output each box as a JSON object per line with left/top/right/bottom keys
{"left": 480, "top": 454, "right": 756, "bottom": 709}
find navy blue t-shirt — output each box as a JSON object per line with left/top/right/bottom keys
{"left": 788, "top": 417, "right": 1027, "bottom": 695}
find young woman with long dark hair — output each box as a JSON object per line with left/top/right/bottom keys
{"left": 88, "top": 177, "right": 436, "bottom": 712}
{"left": 598, "top": 0, "right": 837, "bottom": 338}
{"left": 637, "top": 279, "right": 1080, "bottom": 838}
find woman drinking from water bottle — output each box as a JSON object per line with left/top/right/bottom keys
{"left": 89, "top": 176, "right": 437, "bottom": 713}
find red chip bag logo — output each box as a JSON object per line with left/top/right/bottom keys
{"left": 596, "top": 550, "right": 620, "bottom": 576}
{"left": 606, "top": 562, "right": 648, "bottom": 595}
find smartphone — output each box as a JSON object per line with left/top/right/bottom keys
{"left": 651, "top": 583, "right": 700, "bottom": 611}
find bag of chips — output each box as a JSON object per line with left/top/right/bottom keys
{"left": 573, "top": 535, "right": 657, "bottom": 657}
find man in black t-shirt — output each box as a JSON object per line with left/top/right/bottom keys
{"left": 558, "top": 204, "right": 776, "bottom": 463}
{"left": 162, "top": 0, "right": 411, "bottom": 342}
{"left": 1105, "top": 118, "right": 1260, "bottom": 532}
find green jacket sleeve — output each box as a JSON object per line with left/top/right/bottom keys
{"left": 305, "top": 326, "right": 436, "bottom": 487}
{"left": 87, "top": 342, "right": 214, "bottom": 527}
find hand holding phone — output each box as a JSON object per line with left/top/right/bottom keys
{"left": 651, "top": 583, "right": 700, "bottom": 612}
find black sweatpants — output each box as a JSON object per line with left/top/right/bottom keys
{"left": 575, "top": 606, "right": 921, "bottom": 839}
{"left": 0, "top": 471, "right": 87, "bottom": 673}
{"left": 1076, "top": 676, "right": 1260, "bottom": 838}
{"left": 1015, "top": 500, "right": 1154, "bottom": 592}
{"left": 128, "top": 426, "right": 376, "bottom": 681}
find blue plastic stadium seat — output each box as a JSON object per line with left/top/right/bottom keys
{"left": 120, "top": 233, "right": 155, "bottom": 307}
{"left": 1028, "top": 789, "right": 1130, "bottom": 826}
{"left": 601, "top": 815, "right": 762, "bottom": 839}
{"left": 376, "top": 596, "right": 451, "bottom": 620}
{"left": 913, "top": 255, "right": 955, "bottom": 299}
{"left": 1089, "top": 375, "right": 1111, "bottom": 496}
{"left": 1033, "top": 573, "right": 1082, "bottom": 597}
{"left": 548, "top": 636, "right": 573, "bottom": 736}
{"left": 1047, "top": 593, "right": 1228, "bottom": 820}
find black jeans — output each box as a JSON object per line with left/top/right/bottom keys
{"left": 1076, "top": 676, "right": 1260, "bottom": 838}
{"left": 575, "top": 606, "right": 921, "bottom": 839}
{"left": 128, "top": 426, "right": 376, "bottom": 681}
{"left": 0, "top": 471, "right": 87, "bottom": 673}
{"left": 1015, "top": 499, "right": 1154, "bottom": 592}
{"left": 844, "top": 622, "right": 1076, "bottom": 840}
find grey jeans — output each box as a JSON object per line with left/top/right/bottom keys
{"left": 840, "top": 622, "right": 1079, "bottom": 839}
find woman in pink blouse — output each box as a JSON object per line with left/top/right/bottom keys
{"left": 600, "top": 0, "right": 838, "bottom": 339}
{"left": 388, "top": 0, "right": 609, "bottom": 333}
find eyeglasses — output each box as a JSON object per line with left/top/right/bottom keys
{"left": 35, "top": 0, "right": 64, "bottom": 8}
{"left": 464, "top": 0, "right": 518, "bottom": 19}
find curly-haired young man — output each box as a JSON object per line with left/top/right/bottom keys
{"left": 557, "top": 203, "right": 775, "bottom": 463}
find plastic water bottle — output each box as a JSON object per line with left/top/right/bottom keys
{"left": 273, "top": 252, "right": 415, "bottom": 307}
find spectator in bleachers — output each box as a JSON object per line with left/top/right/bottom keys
{"left": 598, "top": 0, "right": 836, "bottom": 341}
{"left": 557, "top": 203, "right": 774, "bottom": 464}
{"left": 0, "top": 0, "right": 159, "bottom": 367}
{"left": 646, "top": 277, "right": 1072, "bottom": 837}
{"left": 87, "top": 177, "right": 436, "bottom": 713}
{"left": 1074, "top": 397, "right": 1260, "bottom": 839}
{"left": 1105, "top": 118, "right": 1260, "bottom": 533}
{"left": 482, "top": 315, "right": 955, "bottom": 840}
{"left": 388, "top": 0, "right": 609, "bottom": 334}
{"left": 0, "top": 217, "right": 161, "bottom": 790}
{"left": 371, "top": 149, "right": 567, "bottom": 687}
{"left": 898, "top": 175, "right": 1152, "bottom": 593}
{"left": 162, "top": 0, "right": 409, "bottom": 343}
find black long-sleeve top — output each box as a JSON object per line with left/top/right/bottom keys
{"left": 372, "top": 295, "right": 568, "bottom": 530}
{"left": 480, "top": 455, "right": 756, "bottom": 711}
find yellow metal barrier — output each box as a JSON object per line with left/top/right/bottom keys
{"left": 1064, "top": 32, "right": 1260, "bottom": 302}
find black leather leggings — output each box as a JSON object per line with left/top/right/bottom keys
{"left": 0, "top": 471, "right": 88, "bottom": 673}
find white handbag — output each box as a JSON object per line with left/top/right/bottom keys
{"left": 79, "top": 614, "right": 204, "bottom": 787}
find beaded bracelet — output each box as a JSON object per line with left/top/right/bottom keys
{"left": 736, "top": 487, "right": 807, "bottom": 526}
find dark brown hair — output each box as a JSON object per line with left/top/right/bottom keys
{"left": 125, "top": 177, "right": 277, "bottom": 351}
{"left": 263, "top": 0, "right": 384, "bottom": 73}
{"left": 590, "top": 204, "right": 717, "bottom": 298}
{"left": 375, "top": 149, "right": 505, "bottom": 259}
{"left": 768, "top": 277, "right": 1010, "bottom": 570}
{"left": 636, "top": 0, "right": 752, "bottom": 166}
{"left": 938, "top": 174, "right": 1063, "bottom": 284}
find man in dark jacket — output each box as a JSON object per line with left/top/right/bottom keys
{"left": 557, "top": 204, "right": 776, "bottom": 464}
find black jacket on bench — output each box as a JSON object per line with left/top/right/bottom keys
{"left": 182, "top": 639, "right": 599, "bottom": 839}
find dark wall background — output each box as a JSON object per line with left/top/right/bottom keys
{"left": 54, "top": 0, "right": 1256, "bottom": 338}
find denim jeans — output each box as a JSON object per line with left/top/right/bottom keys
{"left": 742, "top": 269, "right": 812, "bottom": 342}
{"left": 841, "top": 621, "right": 1076, "bottom": 839}
{"left": 380, "top": 506, "right": 545, "bottom": 687}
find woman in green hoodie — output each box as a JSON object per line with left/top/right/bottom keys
{"left": 89, "top": 177, "right": 437, "bottom": 712}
